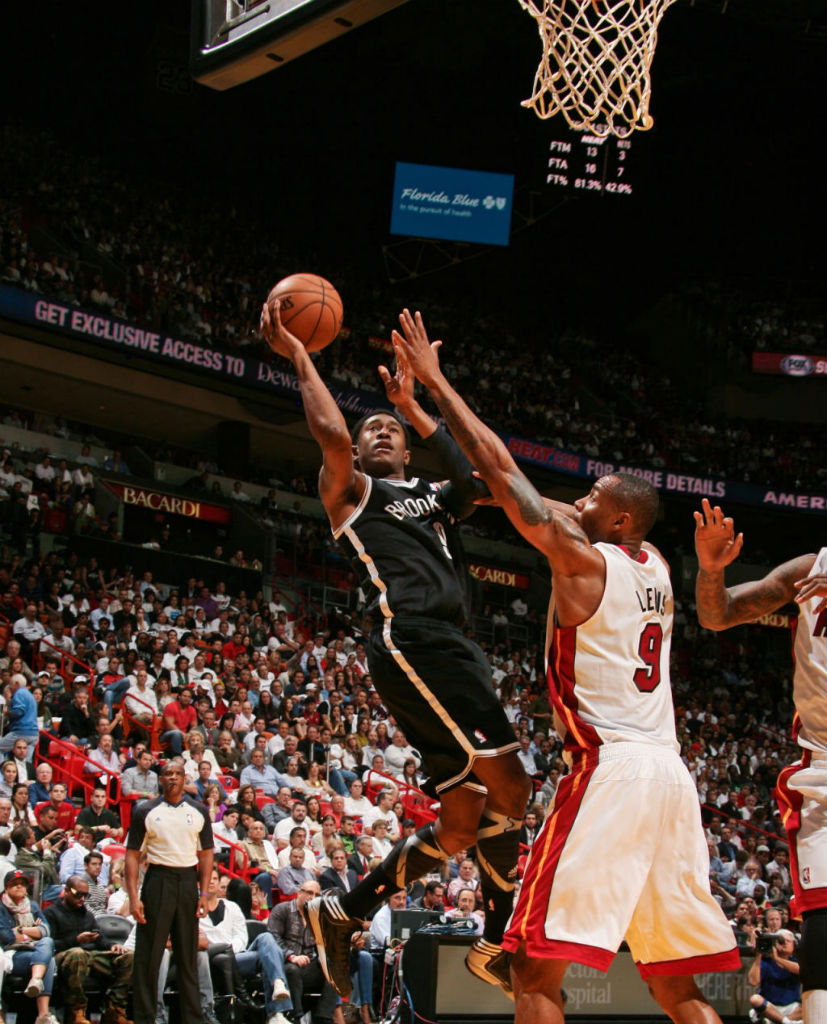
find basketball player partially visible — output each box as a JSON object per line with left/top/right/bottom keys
{"left": 392, "top": 309, "right": 740, "bottom": 1024}
{"left": 695, "top": 499, "right": 826, "bottom": 1024}
{"left": 259, "top": 300, "right": 531, "bottom": 998}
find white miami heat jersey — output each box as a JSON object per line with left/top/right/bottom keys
{"left": 792, "top": 547, "right": 827, "bottom": 753}
{"left": 546, "top": 542, "right": 678, "bottom": 753}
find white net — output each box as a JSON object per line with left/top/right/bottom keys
{"left": 517, "top": 0, "right": 678, "bottom": 138}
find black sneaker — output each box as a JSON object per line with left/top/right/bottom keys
{"left": 465, "top": 939, "right": 514, "bottom": 999}
{"left": 305, "top": 893, "right": 361, "bottom": 998}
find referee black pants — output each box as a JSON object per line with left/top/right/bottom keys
{"left": 134, "top": 865, "right": 201, "bottom": 1024}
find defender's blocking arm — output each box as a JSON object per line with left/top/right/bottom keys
{"left": 693, "top": 497, "right": 816, "bottom": 629}
{"left": 393, "top": 309, "right": 597, "bottom": 577}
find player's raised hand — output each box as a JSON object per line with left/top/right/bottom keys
{"left": 378, "top": 332, "right": 416, "bottom": 411}
{"left": 394, "top": 308, "right": 443, "bottom": 386}
{"left": 260, "top": 299, "right": 304, "bottom": 360}
{"left": 793, "top": 572, "right": 827, "bottom": 611}
{"left": 693, "top": 498, "right": 743, "bottom": 571}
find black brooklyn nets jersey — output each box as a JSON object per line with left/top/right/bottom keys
{"left": 333, "top": 475, "right": 469, "bottom": 624}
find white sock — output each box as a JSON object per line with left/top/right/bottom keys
{"left": 803, "top": 989, "right": 827, "bottom": 1024}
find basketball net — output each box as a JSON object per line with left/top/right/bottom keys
{"left": 517, "top": 0, "right": 677, "bottom": 138}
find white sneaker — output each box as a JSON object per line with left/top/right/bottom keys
{"left": 267, "top": 1013, "right": 292, "bottom": 1024}
{"left": 272, "top": 977, "right": 290, "bottom": 1001}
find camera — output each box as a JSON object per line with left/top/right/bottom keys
{"left": 755, "top": 931, "right": 784, "bottom": 953}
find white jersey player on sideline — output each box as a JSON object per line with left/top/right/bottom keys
{"left": 694, "top": 500, "right": 826, "bottom": 1024}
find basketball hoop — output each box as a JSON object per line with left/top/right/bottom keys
{"left": 517, "top": 0, "right": 677, "bottom": 138}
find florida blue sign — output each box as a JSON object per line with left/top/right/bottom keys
{"left": 390, "top": 162, "right": 514, "bottom": 246}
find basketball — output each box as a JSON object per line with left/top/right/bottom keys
{"left": 266, "top": 273, "right": 343, "bottom": 352}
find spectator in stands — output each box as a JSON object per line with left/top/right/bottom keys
{"left": 0, "top": 761, "right": 20, "bottom": 799}
{"left": 268, "top": 878, "right": 339, "bottom": 1023}
{"left": 319, "top": 847, "right": 359, "bottom": 893}
{"left": 276, "top": 845, "right": 315, "bottom": 898}
{"left": 214, "top": 729, "right": 243, "bottom": 775}
{"left": 74, "top": 786, "right": 123, "bottom": 843}
{"left": 12, "top": 604, "right": 47, "bottom": 665}
{"left": 0, "top": 869, "right": 60, "bottom": 1024}
{"left": 28, "top": 763, "right": 54, "bottom": 809}
{"left": 361, "top": 788, "right": 400, "bottom": 842}
{"left": 9, "top": 783, "right": 37, "bottom": 828}
{"left": 160, "top": 685, "right": 197, "bottom": 755}
{"left": 261, "top": 787, "right": 294, "bottom": 834}
{"left": 44, "top": 872, "right": 133, "bottom": 1024}
{"left": 80, "top": 851, "right": 109, "bottom": 916}
{"left": 382, "top": 730, "right": 421, "bottom": 778}
{"left": 0, "top": 674, "right": 39, "bottom": 761}
{"left": 11, "top": 823, "right": 60, "bottom": 890}
{"left": 239, "top": 819, "right": 280, "bottom": 904}
{"left": 83, "top": 735, "right": 122, "bottom": 798}
{"left": 59, "top": 684, "right": 94, "bottom": 744}
{"left": 36, "top": 783, "right": 76, "bottom": 832}
{"left": 410, "top": 879, "right": 446, "bottom": 913}
{"left": 447, "top": 858, "right": 480, "bottom": 904}
{"left": 58, "top": 827, "right": 110, "bottom": 885}
{"left": 0, "top": 798, "right": 13, "bottom": 839}
{"left": 102, "top": 451, "right": 130, "bottom": 475}
{"left": 198, "top": 867, "right": 292, "bottom": 1024}
{"left": 367, "top": 888, "right": 408, "bottom": 952}
{"left": 271, "top": 798, "right": 310, "bottom": 849}
{"left": 747, "top": 929, "right": 801, "bottom": 1024}
{"left": 239, "top": 748, "right": 289, "bottom": 798}
{"left": 447, "top": 888, "right": 484, "bottom": 936}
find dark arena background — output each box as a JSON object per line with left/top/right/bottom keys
{"left": 0, "top": 0, "right": 825, "bottom": 1022}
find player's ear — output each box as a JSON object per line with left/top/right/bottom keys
{"left": 352, "top": 444, "right": 360, "bottom": 467}
{"left": 403, "top": 448, "right": 411, "bottom": 466}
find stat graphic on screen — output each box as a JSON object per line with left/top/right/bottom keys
{"left": 390, "top": 163, "right": 515, "bottom": 246}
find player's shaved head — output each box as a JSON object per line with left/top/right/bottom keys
{"left": 605, "top": 473, "right": 659, "bottom": 536}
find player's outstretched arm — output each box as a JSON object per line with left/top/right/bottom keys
{"left": 694, "top": 499, "right": 815, "bottom": 628}
{"left": 394, "top": 309, "right": 598, "bottom": 576}
{"left": 381, "top": 329, "right": 485, "bottom": 518}
{"left": 260, "top": 300, "right": 361, "bottom": 520}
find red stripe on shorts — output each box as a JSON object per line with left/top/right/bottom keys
{"left": 637, "top": 947, "right": 742, "bottom": 979}
{"left": 548, "top": 626, "right": 602, "bottom": 753}
{"left": 502, "top": 749, "right": 599, "bottom": 958}
{"left": 774, "top": 750, "right": 825, "bottom": 915}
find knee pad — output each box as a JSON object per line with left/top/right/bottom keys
{"left": 799, "top": 908, "right": 827, "bottom": 993}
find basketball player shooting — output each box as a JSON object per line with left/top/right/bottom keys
{"left": 392, "top": 309, "right": 740, "bottom": 1024}
{"left": 694, "top": 499, "right": 826, "bottom": 1024}
{"left": 259, "top": 299, "right": 531, "bottom": 998}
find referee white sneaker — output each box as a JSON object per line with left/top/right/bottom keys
{"left": 272, "top": 977, "right": 290, "bottom": 1001}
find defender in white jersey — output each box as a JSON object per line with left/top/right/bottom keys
{"left": 695, "top": 500, "right": 826, "bottom": 1024}
{"left": 394, "top": 312, "right": 739, "bottom": 1024}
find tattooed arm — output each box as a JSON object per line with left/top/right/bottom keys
{"left": 391, "top": 309, "right": 602, "bottom": 580}
{"left": 693, "top": 498, "right": 815, "bottom": 629}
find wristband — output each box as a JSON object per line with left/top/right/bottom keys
{"left": 199, "top": 891, "right": 208, "bottom": 897}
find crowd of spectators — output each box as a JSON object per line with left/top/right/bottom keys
{"left": 2, "top": 125, "right": 825, "bottom": 494}
{"left": 0, "top": 536, "right": 804, "bottom": 944}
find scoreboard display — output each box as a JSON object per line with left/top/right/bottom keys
{"left": 546, "top": 132, "right": 634, "bottom": 196}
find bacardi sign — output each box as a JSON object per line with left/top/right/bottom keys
{"left": 105, "top": 483, "right": 232, "bottom": 524}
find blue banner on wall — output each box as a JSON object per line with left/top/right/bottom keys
{"left": 1, "top": 284, "right": 824, "bottom": 515}
{"left": 390, "top": 162, "right": 514, "bottom": 246}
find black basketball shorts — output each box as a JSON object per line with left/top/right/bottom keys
{"left": 367, "top": 616, "right": 519, "bottom": 795}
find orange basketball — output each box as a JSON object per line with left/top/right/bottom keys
{"left": 266, "top": 273, "right": 343, "bottom": 352}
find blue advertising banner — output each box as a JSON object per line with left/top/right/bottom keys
{"left": 390, "top": 162, "right": 514, "bottom": 246}
{"left": 1, "top": 284, "right": 823, "bottom": 515}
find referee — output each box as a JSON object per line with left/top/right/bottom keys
{"left": 125, "top": 761, "right": 213, "bottom": 1024}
